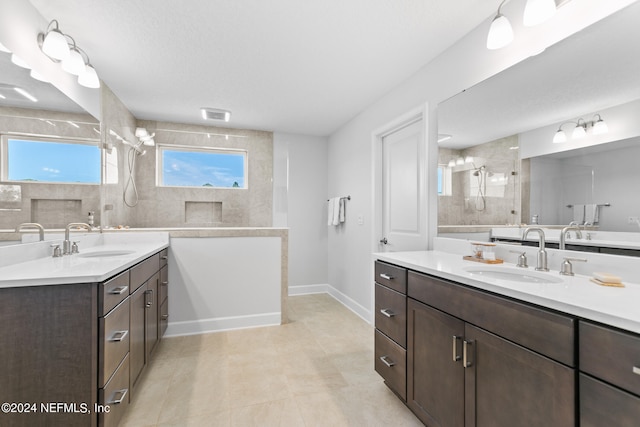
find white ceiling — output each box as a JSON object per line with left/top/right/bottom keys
{"left": 27, "top": 0, "right": 498, "bottom": 136}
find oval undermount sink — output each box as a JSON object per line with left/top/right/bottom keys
{"left": 78, "top": 250, "right": 135, "bottom": 258}
{"left": 464, "top": 266, "right": 564, "bottom": 284}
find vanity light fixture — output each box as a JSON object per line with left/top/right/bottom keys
{"left": 29, "top": 69, "right": 49, "bottom": 83}
{"left": 553, "top": 114, "right": 608, "bottom": 143}
{"left": 487, "top": 1, "right": 514, "bottom": 50}
{"left": 447, "top": 159, "right": 456, "bottom": 168}
{"left": 0, "top": 42, "right": 11, "bottom": 53}
{"left": 10, "top": 54, "right": 30, "bottom": 69}
{"left": 487, "top": 0, "right": 557, "bottom": 50}
{"left": 37, "top": 20, "right": 100, "bottom": 89}
{"left": 39, "top": 20, "right": 70, "bottom": 61}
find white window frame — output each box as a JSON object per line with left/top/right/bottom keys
{"left": 437, "top": 164, "right": 453, "bottom": 196}
{"left": 156, "top": 144, "right": 248, "bottom": 189}
{"left": 1, "top": 134, "right": 101, "bottom": 185}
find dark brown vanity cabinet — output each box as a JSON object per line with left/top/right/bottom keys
{"left": 375, "top": 262, "right": 577, "bottom": 427}
{"left": 579, "top": 321, "right": 640, "bottom": 426}
{"left": 374, "top": 261, "right": 408, "bottom": 400}
{"left": 0, "top": 248, "right": 168, "bottom": 427}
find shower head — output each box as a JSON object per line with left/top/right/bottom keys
{"left": 472, "top": 165, "right": 486, "bottom": 176}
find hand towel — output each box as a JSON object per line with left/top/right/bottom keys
{"left": 339, "top": 197, "right": 346, "bottom": 223}
{"left": 584, "top": 204, "right": 598, "bottom": 224}
{"left": 332, "top": 197, "right": 341, "bottom": 225}
{"left": 327, "top": 198, "right": 335, "bottom": 226}
{"left": 573, "top": 204, "right": 585, "bottom": 225}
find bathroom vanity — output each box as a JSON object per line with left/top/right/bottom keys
{"left": 0, "top": 234, "right": 169, "bottom": 427}
{"left": 374, "top": 248, "right": 640, "bottom": 426}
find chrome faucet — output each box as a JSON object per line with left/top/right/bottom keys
{"left": 522, "top": 227, "right": 548, "bottom": 271}
{"left": 64, "top": 223, "right": 92, "bottom": 255}
{"left": 15, "top": 223, "right": 45, "bottom": 241}
{"left": 559, "top": 226, "right": 583, "bottom": 250}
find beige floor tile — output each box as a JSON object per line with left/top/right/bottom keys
{"left": 230, "top": 399, "right": 305, "bottom": 427}
{"left": 125, "top": 294, "right": 421, "bottom": 426}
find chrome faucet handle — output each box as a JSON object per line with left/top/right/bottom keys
{"left": 50, "top": 244, "right": 62, "bottom": 258}
{"left": 71, "top": 241, "right": 80, "bottom": 254}
{"left": 509, "top": 250, "right": 528, "bottom": 268}
{"left": 560, "top": 257, "right": 587, "bottom": 276}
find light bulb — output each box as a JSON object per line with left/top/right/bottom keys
{"left": 593, "top": 118, "right": 608, "bottom": 135}
{"left": 78, "top": 64, "right": 100, "bottom": 88}
{"left": 572, "top": 124, "right": 586, "bottom": 139}
{"left": 487, "top": 14, "right": 513, "bottom": 50}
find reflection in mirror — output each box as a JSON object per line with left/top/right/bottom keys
{"left": 437, "top": 2, "right": 640, "bottom": 239}
{"left": 0, "top": 50, "right": 100, "bottom": 244}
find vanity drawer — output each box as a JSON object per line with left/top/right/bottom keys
{"left": 375, "top": 329, "right": 406, "bottom": 400}
{"left": 580, "top": 321, "right": 640, "bottom": 395}
{"left": 159, "top": 265, "right": 168, "bottom": 305}
{"left": 130, "top": 253, "right": 159, "bottom": 293}
{"left": 159, "top": 248, "right": 169, "bottom": 268}
{"left": 580, "top": 374, "right": 640, "bottom": 427}
{"left": 99, "top": 270, "right": 130, "bottom": 316}
{"left": 408, "top": 271, "right": 575, "bottom": 366}
{"left": 99, "top": 298, "right": 130, "bottom": 388}
{"left": 99, "top": 353, "right": 130, "bottom": 427}
{"left": 375, "top": 284, "right": 406, "bottom": 348}
{"left": 375, "top": 261, "right": 407, "bottom": 294}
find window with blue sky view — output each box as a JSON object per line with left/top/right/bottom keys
{"left": 160, "top": 147, "right": 246, "bottom": 188}
{"left": 5, "top": 138, "right": 101, "bottom": 184}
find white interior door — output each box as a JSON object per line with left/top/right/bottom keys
{"left": 380, "top": 119, "right": 427, "bottom": 251}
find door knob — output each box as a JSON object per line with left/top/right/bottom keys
{"left": 379, "top": 238, "right": 388, "bottom": 245}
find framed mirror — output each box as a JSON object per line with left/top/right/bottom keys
{"left": 437, "top": 2, "right": 640, "bottom": 238}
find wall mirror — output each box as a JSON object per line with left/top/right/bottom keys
{"left": 0, "top": 51, "right": 101, "bottom": 244}
{"left": 437, "top": 2, "right": 640, "bottom": 236}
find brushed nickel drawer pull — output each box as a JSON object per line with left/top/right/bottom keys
{"left": 379, "top": 273, "right": 393, "bottom": 280}
{"left": 380, "top": 308, "right": 395, "bottom": 318}
{"left": 161, "top": 314, "right": 169, "bottom": 320}
{"left": 633, "top": 366, "right": 640, "bottom": 376}
{"left": 109, "top": 330, "right": 129, "bottom": 342}
{"left": 380, "top": 355, "right": 395, "bottom": 368}
{"left": 452, "top": 335, "right": 462, "bottom": 362}
{"left": 108, "top": 388, "right": 128, "bottom": 405}
{"left": 161, "top": 255, "right": 168, "bottom": 260}
{"left": 161, "top": 281, "right": 168, "bottom": 286}
{"left": 145, "top": 289, "right": 153, "bottom": 308}
{"left": 463, "top": 340, "right": 473, "bottom": 368}
{"left": 109, "top": 286, "right": 128, "bottom": 295}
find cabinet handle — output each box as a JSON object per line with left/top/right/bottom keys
{"left": 452, "top": 335, "right": 462, "bottom": 362}
{"left": 161, "top": 255, "right": 168, "bottom": 260}
{"left": 379, "top": 308, "right": 395, "bottom": 318}
{"left": 379, "top": 355, "right": 396, "bottom": 368}
{"left": 161, "top": 314, "right": 169, "bottom": 320}
{"left": 109, "top": 286, "right": 128, "bottom": 295}
{"left": 633, "top": 366, "right": 640, "bottom": 376}
{"left": 463, "top": 340, "right": 473, "bottom": 368}
{"left": 379, "top": 273, "right": 393, "bottom": 280}
{"left": 145, "top": 289, "right": 153, "bottom": 308}
{"left": 108, "top": 388, "right": 128, "bottom": 405}
{"left": 161, "top": 281, "right": 168, "bottom": 286}
{"left": 109, "top": 330, "right": 129, "bottom": 342}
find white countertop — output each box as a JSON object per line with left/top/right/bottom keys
{"left": 374, "top": 249, "right": 640, "bottom": 335}
{"left": 0, "top": 232, "right": 169, "bottom": 288}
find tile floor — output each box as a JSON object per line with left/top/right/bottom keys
{"left": 120, "top": 293, "right": 422, "bottom": 426}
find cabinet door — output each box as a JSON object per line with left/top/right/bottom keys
{"left": 129, "top": 284, "right": 146, "bottom": 390}
{"left": 407, "top": 298, "right": 465, "bottom": 427}
{"left": 145, "top": 272, "right": 159, "bottom": 360}
{"left": 580, "top": 374, "right": 640, "bottom": 427}
{"left": 464, "top": 324, "right": 575, "bottom": 427}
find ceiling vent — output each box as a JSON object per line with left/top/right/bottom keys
{"left": 201, "top": 108, "right": 231, "bottom": 122}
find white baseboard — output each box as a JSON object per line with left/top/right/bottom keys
{"left": 288, "top": 283, "right": 329, "bottom": 296}
{"left": 289, "top": 283, "right": 372, "bottom": 325}
{"left": 164, "top": 312, "right": 281, "bottom": 337}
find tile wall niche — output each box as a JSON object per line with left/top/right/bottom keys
{"left": 124, "top": 120, "right": 273, "bottom": 228}
{"left": 438, "top": 135, "right": 528, "bottom": 226}
{"left": 0, "top": 106, "right": 101, "bottom": 230}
